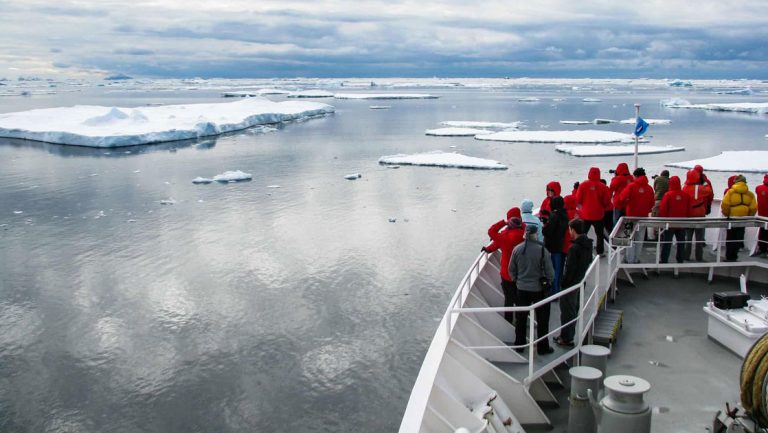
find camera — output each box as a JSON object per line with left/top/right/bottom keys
{"left": 608, "top": 169, "right": 616, "bottom": 174}
{"left": 651, "top": 174, "right": 658, "bottom": 180}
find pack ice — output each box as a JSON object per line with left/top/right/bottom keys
{"left": 666, "top": 151, "right": 768, "bottom": 172}
{"left": 475, "top": 130, "right": 640, "bottom": 143}
{"left": 378, "top": 151, "right": 507, "bottom": 170}
{"left": 555, "top": 144, "right": 684, "bottom": 157}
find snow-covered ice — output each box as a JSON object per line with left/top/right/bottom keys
{"left": 369, "top": 105, "right": 391, "bottom": 109}
{"left": 344, "top": 173, "right": 362, "bottom": 180}
{"left": 661, "top": 98, "right": 691, "bottom": 107}
{"left": 666, "top": 151, "right": 768, "bottom": 172}
{"left": 425, "top": 127, "right": 491, "bottom": 136}
{"left": 0, "top": 98, "right": 334, "bottom": 147}
{"left": 582, "top": 98, "right": 602, "bottom": 102}
{"left": 334, "top": 93, "right": 438, "bottom": 100}
{"left": 475, "top": 130, "right": 640, "bottom": 144}
{"left": 560, "top": 120, "right": 592, "bottom": 125}
{"left": 160, "top": 199, "right": 176, "bottom": 205}
{"left": 555, "top": 144, "right": 684, "bottom": 157}
{"left": 287, "top": 90, "right": 334, "bottom": 98}
{"left": 664, "top": 101, "right": 768, "bottom": 114}
{"left": 440, "top": 120, "right": 521, "bottom": 130}
{"left": 593, "top": 118, "right": 617, "bottom": 124}
{"left": 212, "top": 170, "right": 252, "bottom": 182}
{"left": 518, "top": 97, "right": 540, "bottom": 102}
{"left": 378, "top": 151, "right": 507, "bottom": 170}
{"left": 192, "top": 177, "right": 213, "bottom": 184}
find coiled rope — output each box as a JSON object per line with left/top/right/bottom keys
{"left": 741, "top": 332, "right": 768, "bottom": 426}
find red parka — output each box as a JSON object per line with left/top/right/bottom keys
{"left": 540, "top": 181, "right": 562, "bottom": 213}
{"left": 609, "top": 163, "right": 633, "bottom": 210}
{"left": 683, "top": 170, "right": 714, "bottom": 217}
{"left": 486, "top": 219, "right": 525, "bottom": 281}
{"left": 618, "top": 175, "right": 655, "bottom": 217}
{"left": 756, "top": 175, "right": 768, "bottom": 217}
{"left": 576, "top": 167, "right": 611, "bottom": 221}
{"left": 658, "top": 176, "right": 691, "bottom": 218}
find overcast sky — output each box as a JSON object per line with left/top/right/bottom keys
{"left": 2, "top": 0, "right": 767, "bottom": 79}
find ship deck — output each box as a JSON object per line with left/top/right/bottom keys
{"left": 526, "top": 271, "right": 768, "bottom": 433}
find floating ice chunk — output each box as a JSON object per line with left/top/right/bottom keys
{"left": 160, "top": 199, "right": 176, "bottom": 205}
{"left": 475, "top": 130, "right": 639, "bottom": 144}
{"left": 13, "top": 210, "right": 22, "bottom": 214}
{"left": 665, "top": 102, "right": 768, "bottom": 114}
{"left": 715, "top": 88, "right": 753, "bottom": 95}
{"left": 661, "top": 98, "right": 691, "bottom": 107}
{"left": 369, "top": 105, "right": 391, "bottom": 109}
{"left": 666, "top": 151, "right": 768, "bottom": 172}
{"left": 425, "top": 127, "right": 491, "bottom": 136}
{"left": 552, "top": 98, "right": 566, "bottom": 102}
{"left": 619, "top": 118, "right": 672, "bottom": 125}
{"left": 213, "top": 170, "right": 252, "bottom": 182}
{"left": 287, "top": 90, "right": 334, "bottom": 98}
{"left": 440, "top": 120, "right": 522, "bottom": 130}
{"left": 192, "top": 177, "right": 213, "bottom": 184}
{"left": 334, "top": 93, "right": 438, "bottom": 100}
{"left": 344, "top": 173, "right": 362, "bottom": 180}
{"left": 0, "top": 98, "right": 334, "bottom": 147}
{"left": 555, "top": 144, "right": 684, "bottom": 157}
{"left": 593, "top": 118, "right": 617, "bottom": 124}
{"left": 668, "top": 79, "right": 692, "bottom": 87}
{"left": 518, "top": 97, "right": 540, "bottom": 102}
{"left": 127, "top": 219, "right": 136, "bottom": 223}
{"left": 666, "top": 335, "right": 675, "bottom": 342}
{"left": 267, "top": 185, "right": 281, "bottom": 188}
{"left": 378, "top": 151, "right": 507, "bottom": 170}
{"left": 385, "top": 165, "right": 400, "bottom": 169}
{"left": 559, "top": 120, "right": 591, "bottom": 125}
{"left": 582, "top": 98, "right": 602, "bottom": 102}
{"left": 221, "top": 91, "right": 259, "bottom": 97}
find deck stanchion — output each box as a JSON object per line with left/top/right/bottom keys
{"left": 529, "top": 306, "right": 535, "bottom": 379}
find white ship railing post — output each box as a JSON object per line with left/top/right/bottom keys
{"left": 529, "top": 305, "right": 535, "bottom": 378}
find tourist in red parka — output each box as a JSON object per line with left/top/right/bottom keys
{"left": 755, "top": 175, "right": 768, "bottom": 256}
{"left": 658, "top": 176, "right": 691, "bottom": 264}
{"left": 617, "top": 167, "right": 655, "bottom": 263}
{"left": 540, "top": 181, "right": 562, "bottom": 214}
{"left": 483, "top": 213, "right": 526, "bottom": 324}
{"left": 682, "top": 170, "right": 714, "bottom": 261}
{"left": 609, "top": 162, "right": 633, "bottom": 224}
{"left": 562, "top": 194, "right": 578, "bottom": 254}
{"left": 576, "top": 167, "right": 611, "bottom": 255}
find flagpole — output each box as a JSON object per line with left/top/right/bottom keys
{"left": 634, "top": 103, "right": 640, "bottom": 170}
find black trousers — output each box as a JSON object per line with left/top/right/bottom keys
{"left": 501, "top": 279, "right": 517, "bottom": 326}
{"left": 514, "top": 290, "right": 551, "bottom": 350}
{"left": 661, "top": 229, "right": 686, "bottom": 263}
{"left": 759, "top": 227, "right": 768, "bottom": 254}
{"left": 559, "top": 289, "right": 579, "bottom": 343}
{"left": 726, "top": 227, "right": 746, "bottom": 260}
{"left": 583, "top": 219, "right": 605, "bottom": 254}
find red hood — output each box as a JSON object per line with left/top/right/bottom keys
{"left": 564, "top": 195, "right": 576, "bottom": 210}
{"left": 694, "top": 165, "right": 704, "bottom": 174}
{"left": 506, "top": 207, "right": 522, "bottom": 220}
{"left": 669, "top": 176, "right": 681, "bottom": 191}
{"left": 588, "top": 167, "right": 601, "bottom": 181}
{"left": 685, "top": 170, "right": 700, "bottom": 185}
{"left": 728, "top": 175, "right": 737, "bottom": 189}
{"left": 634, "top": 175, "right": 649, "bottom": 185}
{"left": 615, "top": 163, "right": 630, "bottom": 176}
{"left": 763, "top": 174, "right": 768, "bottom": 185}
{"left": 546, "top": 181, "right": 562, "bottom": 196}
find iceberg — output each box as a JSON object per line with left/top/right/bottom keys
{"left": 378, "top": 151, "right": 507, "bottom": 170}
{"left": 664, "top": 102, "right": 768, "bottom": 114}
{"left": 665, "top": 151, "right": 768, "bottom": 172}
{"left": 559, "top": 120, "right": 592, "bottom": 125}
{"left": 556, "top": 144, "right": 684, "bottom": 157}
{"left": 668, "top": 79, "right": 693, "bottom": 87}
{"left": 212, "top": 170, "right": 252, "bottom": 182}
{"left": 475, "top": 130, "right": 640, "bottom": 144}
{"left": 425, "top": 127, "right": 491, "bottom": 136}
{"left": 440, "top": 120, "right": 521, "bottom": 130}
{"left": 287, "top": 90, "right": 334, "bottom": 98}
{"left": 0, "top": 98, "right": 334, "bottom": 147}
{"left": 192, "top": 177, "right": 213, "bottom": 184}
{"left": 334, "top": 93, "right": 438, "bottom": 100}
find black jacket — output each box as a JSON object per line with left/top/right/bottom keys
{"left": 561, "top": 234, "right": 593, "bottom": 288}
{"left": 543, "top": 197, "right": 568, "bottom": 254}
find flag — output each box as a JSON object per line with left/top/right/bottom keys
{"left": 634, "top": 117, "right": 649, "bottom": 137}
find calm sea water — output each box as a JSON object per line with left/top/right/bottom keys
{"left": 0, "top": 82, "right": 766, "bottom": 432}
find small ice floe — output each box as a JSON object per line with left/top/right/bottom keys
{"left": 212, "top": 170, "right": 252, "bottom": 182}
{"left": 369, "top": 105, "right": 391, "bottom": 110}
{"left": 94, "top": 210, "right": 106, "bottom": 219}
{"left": 666, "top": 101, "right": 768, "bottom": 114}
{"left": 425, "top": 127, "right": 490, "bottom": 136}
{"left": 160, "top": 199, "right": 176, "bottom": 205}
{"left": 133, "top": 169, "right": 141, "bottom": 173}
{"left": 552, "top": 98, "right": 566, "bottom": 102}
{"left": 666, "top": 151, "right": 768, "bottom": 172}
{"left": 221, "top": 91, "right": 260, "bottom": 97}
{"left": 192, "top": 177, "right": 213, "bottom": 184}
{"left": 378, "top": 151, "right": 507, "bottom": 170}
{"left": 593, "top": 118, "right": 617, "bottom": 124}
{"left": 619, "top": 118, "right": 672, "bottom": 125}
{"left": 388, "top": 218, "right": 397, "bottom": 223}
{"left": 451, "top": 209, "right": 457, "bottom": 212}
{"left": 385, "top": 165, "right": 400, "bottom": 169}
{"left": 127, "top": 219, "right": 136, "bottom": 223}
{"left": 475, "top": 130, "right": 639, "bottom": 144}
{"left": 334, "top": 93, "right": 438, "bottom": 100}
{"left": 559, "top": 120, "right": 591, "bottom": 125}
{"left": 582, "top": 98, "right": 602, "bottom": 102}
{"left": 13, "top": 210, "right": 22, "bottom": 214}
{"left": 267, "top": 185, "right": 281, "bottom": 188}
{"left": 715, "top": 88, "right": 753, "bottom": 95}
{"left": 661, "top": 98, "right": 691, "bottom": 107}
{"left": 668, "top": 79, "right": 692, "bottom": 88}
{"left": 441, "top": 120, "right": 521, "bottom": 130}
{"left": 518, "top": 97, "right": 540, "bottom": 102}
{"left": 555, "top": 144, "right": 684, "bottom": 157}
{"left": 344, "top": 173, "right": 362, "bottom": 180}
{"left": 287, "top": 90, "right": 334, "bottom": 98}
{"left": 666, "top": 335, "right": 675, "bottom": 342}
{"left": 89, "top": 173, "right": 99, "bottom": 177}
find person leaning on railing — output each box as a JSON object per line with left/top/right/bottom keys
{"left": 658, "top": 176, "right": 692, "bottom": 264}
{"left": 483, "top": 208, "right": 526, "bottom": 325}
{"left": 721, "top": 175, "right": 757, "bottom": 261}
{"left": 683, "top": 169, "right": 714, "bottom": 261}
{"left": 617, "top": 167, "right": 656, "bottom": 264}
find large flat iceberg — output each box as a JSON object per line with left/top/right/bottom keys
{"left": 378, "top": 151, "right": 507, "bottom": 170}
{"left": 663, "top": 101, "right": 768, "bottom": 114}
{"left": 334, "top": 93, "right": 438, "bottom": 100}
{"left": 475, "top": 130, "right": 639, "bottom": 144}
{"left": 0, "top": 97, "right": 334, "bottom": 147}
{"left": 556, "top": 144, "right": 684, "bottom": 157}
{"left": 666, "top": 151, "right": 768, "bottom": 172}
{"left": 441, "top": 121, "right": 521, "bottom": 130}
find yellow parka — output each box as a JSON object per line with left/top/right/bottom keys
{"left": 721, "top": 181, "right": 757, "bottom": 217}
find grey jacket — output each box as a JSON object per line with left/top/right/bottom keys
{"left": 509, "top": 240, "right": 555, "bottom": 292}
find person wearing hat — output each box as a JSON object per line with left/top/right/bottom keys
{"left": 721, "top": 175, "right": 757, "bottom": 261}
{"left": 483, "top": 213, "right": 526, "bottom": 325}
{"left": 509, "top": 224, "right": 555, "bottom": 355}
{"left": 555, "top": 219, "right": 593, "bottom": 347}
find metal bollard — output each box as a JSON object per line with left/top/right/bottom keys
{"left": 581, "top": 344, "right": 611, "bottom": 393}
{"left": 568, "top": 366, "right": 603, "bottom": 433}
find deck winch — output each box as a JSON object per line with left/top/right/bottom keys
{"left": 588, "top": 375, "right": 652, "bottom": 433}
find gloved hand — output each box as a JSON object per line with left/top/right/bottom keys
{"left": 481, "top": 246, "right": 488, "bottom": 253}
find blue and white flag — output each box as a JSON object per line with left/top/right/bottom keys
{"left": 634, "top": 117, "right": 649, "bottom": 137}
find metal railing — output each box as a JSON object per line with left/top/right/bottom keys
{"left": 448, "top": 253, "right": 604, "bottom": 386}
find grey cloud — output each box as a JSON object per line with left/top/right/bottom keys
{"left": 113, "top": 48, "right": 155, "bottom": 56}
{"left": 36, "top": 5, "right": 109, "bottom": 17}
